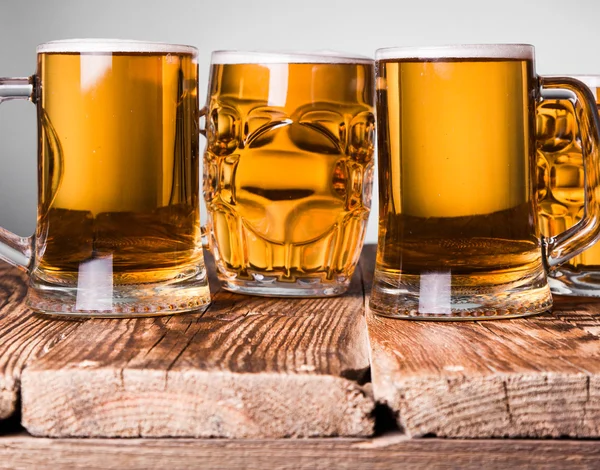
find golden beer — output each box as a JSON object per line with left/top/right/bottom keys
{"left": 27, "top": 40, "right": 210, "bottom": 315}
{"left": 203, "top": 52, "right": 374, "bottom": 296}
{"left": 371, "top": 46, "right": 553, "bottom": 319}
{"left": 537, "top": 76, "right": 600, "bottom": 295}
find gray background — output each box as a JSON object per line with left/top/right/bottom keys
{"left": 1, "top": 0, "right": 600, "bottom": 242}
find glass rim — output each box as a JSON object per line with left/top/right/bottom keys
{"left": 211, "top": 50, "right": 373, "bottom": 65}
{"left": 37, "top": 39, "right": 198, "bottom": 55}
{"left": 375, "top": 44, "right": 534, "bottom": 61}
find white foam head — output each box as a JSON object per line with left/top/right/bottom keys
{"left": 375, "top": 44, "right": 534, "bottom": 61}
{"left": 211, "top": 50, "right": 373, "bottom": 65}
{"left": 37, "top": 39, "right": 197, "bottom": 56}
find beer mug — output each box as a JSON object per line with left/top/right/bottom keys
{"left": 370, "top": 44, "right": 600, "bottom": 320}
{"left": 537, "top": 75, "right": 600, "bottom": 296}
{"left": 0, "top": 39, "right": 211, "bottom": 317}
{"left": 202, "top": 51, "right": 375, "bottom": 296}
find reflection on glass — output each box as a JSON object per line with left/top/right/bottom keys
{"left": 418, "top": 271, "right": 451, "bottom": 315}
{"left": 75, "top": 255, "right": 113, "bottom": 312}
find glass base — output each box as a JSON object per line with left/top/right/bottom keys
{"left": 369, "top": 270, "right": 552, "bottom": 321}
{"left": 548, "top": 268, "right": 600, "bottom": 297}
{"left": 221, "top": 275, "right": 350, "bottom": 298}
{"left": 26, "top": 267, "right": 211, "bottom": 318}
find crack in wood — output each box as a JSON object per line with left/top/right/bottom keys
{"left": 118, "top": 367, "right": 125, "bottom": 390}
{"left": 583, "top": 375, "right": 591, "bottom": 429}
{"left": 340, "top": 366, "right": 371, "bottom": 385}
{"left": 142, "top": 331, "right": 169, "bottom": 361}
{"left": 502, "top": 379, "right": 513, "bottom": 425}
{"left": 164, "top": 327, "right": 201, "bottom": 374}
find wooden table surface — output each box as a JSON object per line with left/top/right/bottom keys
{"left": 0, "top": 245, "right": 599, "bottom": 468}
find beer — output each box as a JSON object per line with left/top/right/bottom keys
{"left": 203, "top": 52, "right": 374, "bottom": 296}
{"left": 537, "top": 76, "right": 600, "bottom": 295}
{"left": 28, "top": 41, "right": 210, "bottom": 315}
{"left": 371, "top": 46, "right": 552, "bottom": 319}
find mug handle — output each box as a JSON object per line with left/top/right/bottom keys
{"left": 198, "top": 105, "right": 211, "bottom": 250}
{"left": 540, "top": 76, "right": 600, "bottom": 270}
{"left": 0, "top": 77, "right": 34, "bottom": 271}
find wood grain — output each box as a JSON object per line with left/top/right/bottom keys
{"left": 0, "top": 432, "right": 599, "bottom": 469}
{"left": 368, "top": 280, "right": 600, "bottom": 437}
{"left": 21, "top": 253, "right": 373, "bottom": 438}
{"left": 0, "top": 265, "right": 82, "bottom": 419}
{"left": 553, "top": 295, "right": 600, "bottom": 336}
{"left": 6, "top": 244, "right": 600, "bottom": 443}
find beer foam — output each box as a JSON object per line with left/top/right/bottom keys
{"left": 211, "top": 50, "right": 373, "bottom": 65}
{"left": 375, "top": 44, "right": 534, "bottom": 61}
{"left": 37, "top": 39, "right": 197, "bottom": 56}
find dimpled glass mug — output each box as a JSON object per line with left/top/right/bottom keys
{"left": 370, "top": 44, "right": 600, "bottom": 320}
{"left": 202, "top": 51, "right": 375, "bottom": 297}
{"left": 537, "top": 75, "right": 600, "bottom": 296}
{"left": 0, "top": 39, "right": 211, "bottom": 317}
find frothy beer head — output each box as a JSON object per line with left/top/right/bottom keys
{"left": 37, "top": 38, "right": 198, "bottom": 56}
{"left": 210, "top": 50, "right": 372, "bottom": 64}
{"left": 375, "top": 44, "right": 534, "bottom": 61}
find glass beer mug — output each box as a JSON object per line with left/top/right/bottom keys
{"left": 202, "top": 51, "right": 375, "bottom": 296}
{"left": 537, "top": 75, "right": 600, "bottom": 296}
{"left": 0, "top": 39, "right": 211, "bottom": 317}
{"left": 370, "top": 44, "right": 600, "bottom": 320}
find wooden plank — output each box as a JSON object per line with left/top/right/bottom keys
{"left": 553, "top": 295, "right": 600, "bottom": 336}
{"left": 366, "top": 250, "right": 600, "bottom": 437}
{"left": 21, "top": 253, "right": 373, "bottom": 438}
{"left": 0, "top": 265, "right": 82, "bottom": 419}
{"left": 0, "top": 432, "right": 599, "bottom": 469}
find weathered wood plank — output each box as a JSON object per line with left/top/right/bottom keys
{"left": 21, "top": 253, "right": 373, "bottom": 438}
{"left": 553, "top": 295, "right": 600, "bottom": 336}
{"left": 0, "top": 265, "right": 82, "bottom": 419}
{"left": 0, "top": 432, "right": 599, "bottom": 470}
{"left": 367, "top": 260, "right": 600, "bottom": 438}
